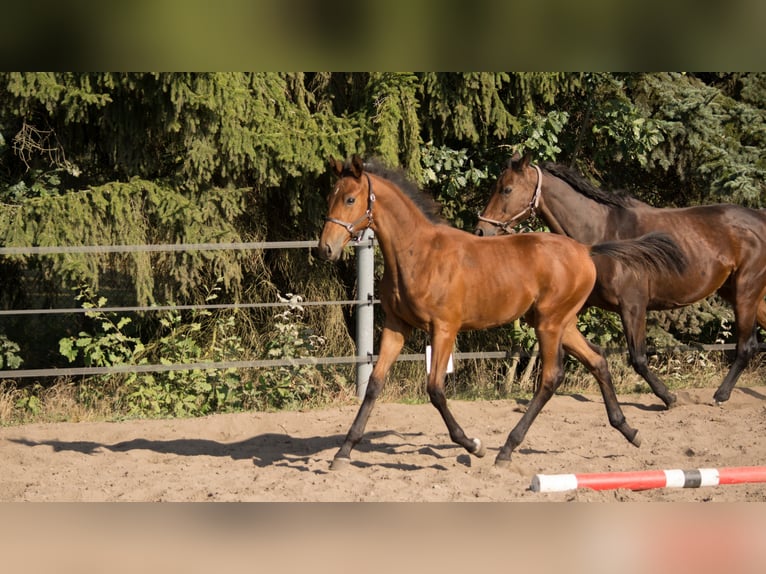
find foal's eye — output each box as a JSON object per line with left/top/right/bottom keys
{"left": 502, "top": 186, "right": 513, "bottom": 195}
{"left": 345, "top": 196, "right": 356, "bottom": 206}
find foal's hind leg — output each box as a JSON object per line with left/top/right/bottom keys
{"left": 756, "top": 298, "right": 766, "bottom": 332}
{"left": 331, "top": 320, "right": 409, "bottom": 469}
{"left": 427, "top": 327, "right": 486, "bottom": 458}
{"left": 561, "top": 324, "right": 641, "bottom": 447}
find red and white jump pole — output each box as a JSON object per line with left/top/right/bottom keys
{"left": 530, "top": 466, "right": 766, "bottom": 493}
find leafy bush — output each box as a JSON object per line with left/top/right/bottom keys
{"left": 421, "top": 143, "right": 491, "bottom": 230}
{"left": 58, "top": 281, "right": 250, "bottom": 417}
{"left": 55, "top": 283, "right": 346, "bottom": 418}
{"left": 254, "top": 293, "right": 331, "bottom": 409}
{"left": 0, "top": 334, "right": 23, "bottom": 370}
{"left": 58, "top": 285, "right": 145, "bottom": 368}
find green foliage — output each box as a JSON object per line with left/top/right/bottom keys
{"left": 418, "top": 73, "right": 582, "bottom": 148}
{"left": 255, "top": 293, "right": 329, "bottom": 409}
{"left": 58, "top": 282, "right": 251, "bottom": 418}
{"left": 59, "top": 285, "right": 145, "bottom": 367}
{"left": 1, "top": 72, "right": 765, "bottom": 419}
{"left": 0, "top": 179, "right": 249, "bottom": 305}
{"left": 630, "top": 73, "right": 766, "bottom": 206}
{"left": 420, "top": 72, "right": 518, "bottom": 145}
{"left": 0, "top": 334, "right": 23, "bottom": 369}
{"left": 14, "top": 383, "right": 42, "bottom": 416}
{"left": 121, "top": 304, "right": 246, "bottom": 419}
{"left": 650, "top": 297, "right": 735, "bottom": 348}
{"left": 54, "top": 283, "right": 343, "bottom": 417}
{"left": 366, "top": 73, "right": 422, "bottom": 177}
{"left": 515, "top": 110, "right": 570, "bottom": 161}
{"left": 579, "top": 307, "right": 625, "bottom": 348}
{"left": 420, "top": 143, "right": 491, "bottom": 229}
{"left": 577, "top": 73, "right": 666, "bottom": 168}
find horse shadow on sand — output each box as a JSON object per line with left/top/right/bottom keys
{"left": 20, "top": 387, "right": 749, "bottom": 471}
{"left": 9, "top": 429, "right": 468, "bottom": 473}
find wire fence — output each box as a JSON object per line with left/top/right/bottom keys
{"left": 0, "top": 240, "right": 753, "bottom": 385}
{"left": 0, "top": 240, "right": 374, "bottom": 380}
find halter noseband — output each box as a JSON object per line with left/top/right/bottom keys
{"left": 324, "top": 172, "right": 376, "bottom": 243}
{"left": 478, "top": 164, "right": 543, "bottom": 233}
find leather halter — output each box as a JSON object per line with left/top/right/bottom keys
{"left": 478, "top": 164, "right": 543, "bottom": 233}
{"left": 324, "top": 172, "right": 376, "bottom": 243}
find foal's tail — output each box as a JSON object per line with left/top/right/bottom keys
{"left": 590, "top": 232, "right": 687, "bottom": 275}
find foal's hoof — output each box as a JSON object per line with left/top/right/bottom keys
{"left": 330, "top": 457, "right": 351, "bottom": 470}
{"left": 494, "top": 457, "right": 511, "bottom": 469}
{"left": 471, "top": 438, "right": 486, "bottom": 458}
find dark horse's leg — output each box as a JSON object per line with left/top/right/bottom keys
{"left": 426, "top": 328, "right": 486, "bottom": 457}
{"left": 561, "top": 324, "right": 641, "bottom": 446}
{"left": 619, "top": 301, "right": 678, "bottom": 409}
{"left": 330, "top": 320, "right": 409, "bottom": 469}
{"left": 713, "top": 323, "right": 759, "bottom": 404}
{"left": 495, "top": 321, "right": 640, "bottom": 467}
{"left": 712, "top": 286, "right": 764, "bottom": 404}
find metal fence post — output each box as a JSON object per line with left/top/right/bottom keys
{"left": 355, "top": 228, "right": 375, "bottom": 399}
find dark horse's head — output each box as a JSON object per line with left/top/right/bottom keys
{"left": 475, "top": 152, "right": 540, "bottom": 237}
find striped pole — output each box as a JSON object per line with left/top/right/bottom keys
{"left": 530, "top": 466, "right": 766, "bottom": 493}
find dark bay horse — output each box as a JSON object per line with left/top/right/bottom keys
{"left": 476, "top": 152, "right": 766, "bottom": 408}
{"left": 317, "top": 155, "right": 682, "bottom": 468}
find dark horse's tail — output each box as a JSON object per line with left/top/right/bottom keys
{"left": 590, "top": 232, "right": 687, "bottom": 274}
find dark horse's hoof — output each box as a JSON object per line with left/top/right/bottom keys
{"left": 665, "top": 394, "right": 678, "bottom": 409}
{"left": 713, "top": 391, "right": 731, "bottom": 406}
{"left": 330, "top": 457, "right": 351, "bottom": 470}
{"left": 494, "top": 457, "right": 511, "bottom": 469}
{"left": 631, "top": 431, "right": 642, "bottom": 448}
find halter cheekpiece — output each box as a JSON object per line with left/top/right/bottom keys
{"left": 478, "top": 164, "right": 542, "bottom": 233}
{"left": 324, "top": 172, "right": 376, "bottom": 243}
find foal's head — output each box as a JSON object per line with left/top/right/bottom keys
{"left": 317, "top": 154, "right": 374, "bottom": 261}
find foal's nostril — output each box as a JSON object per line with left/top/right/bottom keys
{"left": 475, "top": 227, "right": 484, "bottom": 237}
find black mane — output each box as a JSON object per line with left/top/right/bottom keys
{"left": 352, "top": 157, "right": 445, "bottom": 224}
{"left": 540, "top": 162, "right": 640, "bottom": 209}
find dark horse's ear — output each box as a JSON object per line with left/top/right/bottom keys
{"left": 329, "top": 156, "right": 344, "bottom": 177}
{"left": 509, "top": 151, "right": 532, "bottom": 172}
{"left": 350, "top": 154, "right": 364, "bottom": 178}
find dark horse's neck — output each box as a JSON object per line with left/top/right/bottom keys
{"left": 539, "top": 164, "right": 646, "bottom": 244}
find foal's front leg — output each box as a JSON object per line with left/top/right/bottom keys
{"left": 331, "top": 320, "right": 408, "bottom": 470}
{"left": 427, "top": 328, "right": 486, "bottom": 458}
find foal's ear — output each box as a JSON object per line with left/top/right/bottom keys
{"left": 329, "top": 156, "right": 344, "bottom": 177}
{"left": 350, "top": 154, "right": 365, "bottom": 178}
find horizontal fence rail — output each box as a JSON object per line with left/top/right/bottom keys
{"left": 0, "top": 239, "right": 759, "bottom": 396}
{"left": 0, "top": 300, "right": 383, "bottom": 317}
{"left": 0, "top": 240, "right": 319, "bottom": 255}
{"left": 0, "top": 346, "right": 751, "bottom": 380}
